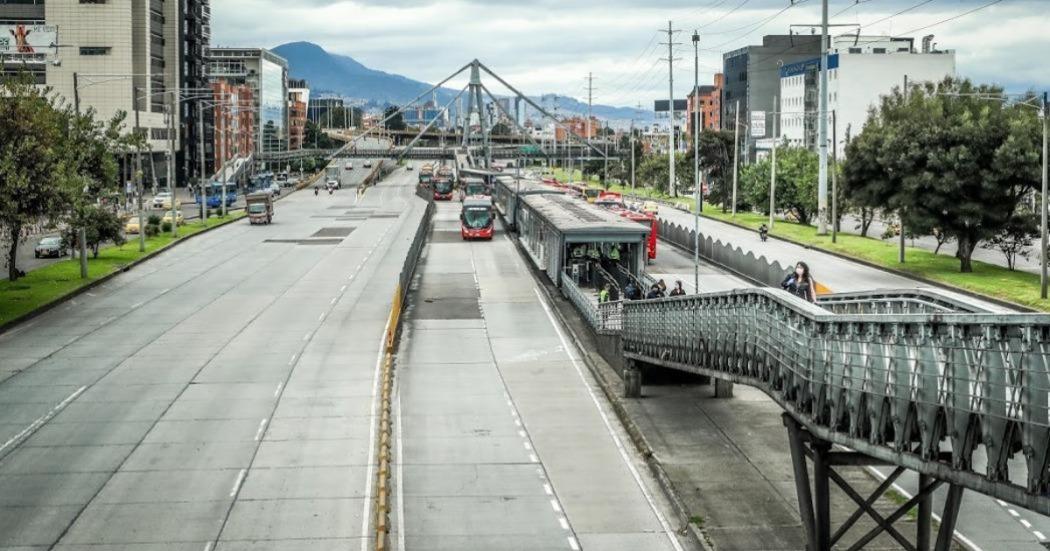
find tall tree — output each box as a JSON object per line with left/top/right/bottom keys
{"left": 0, "top": 75, "right": 70, "bottom": 281}
{"left": 842, "top": 77, "right": 1042, "bottom": 272}
{"left": 741, "top": 146, "right": 819, "bottom": 225}
{"left": 383, "top": 106, "right": 406, "bottom": 131}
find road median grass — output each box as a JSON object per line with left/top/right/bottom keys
{"left": 0, "top": 213, "right": 245, "bottom": 327}
{"left": 544, "top": 173, "right": 1047, "bottom": 311}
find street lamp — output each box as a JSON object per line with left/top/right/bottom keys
{"left": 691, "top": 30, "right": 701, "bottom": 294}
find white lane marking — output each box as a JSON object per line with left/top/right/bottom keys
{"left": 229, "top": 468, "right": 247, "bottom": 497}
{"left": 514, "top": 418, "right": 522, "bottom": 427}
{"left": 544, "top": 483, "right": 553, "bottom": 496}
{"left": 558, "top": 517, "right": 570, "bottom": 530}
{"left": 131, "top": 301, "right": 143, "bottom": 309}
{"left": 534, "top": 287, "right": 686, "bottom": 551}
{"left": 997, "top": 500, "right": 1008, "bottom": 507}
{"left": 203, "top": 542, "right": 213, "bottom": 551}
{"left": 568, "top": 536, "right": 580, "bottom": 551}
{"left": 1035, "top": 531, "right": 1046, "bottom": 541}
{"left": 360, "top": 310, "right": 394, "bottom": 551}
{"left": 1009, "top": 509, "right": 1021, "bottom": 518}
{"left": 518, "top": 430, "right": 527, "bottom": 438}
{"left": 303, "top": 332, "right": 311, "bottom": 341}
{"left": 331, "top": 297, "right": 338, "bottom": 305}
{"left": 318, "top": 311, "right": 326, "bottom": 321}
{"left": 274, "top": 382, "right": 283, "bottom": 397}
{"left": 1021, "top": 519, "right": 1032, "bottom": 529}
{"left": 288, "top": 354, "right": 297, "bottom": 366}
{"left": 550, "top": 499, "right": 562, "bottom": 513}
{"left": 866, "top": 467, "right": 984, "bottom": 551}
{"left": 254, "top": 418, "right": 268, "bottom": 441}
{"left": 524, "top": 441, "right": 533, "bottom": 451}
{"left": 0, "top": 386, "right": 86, "bottom": 454}
{"left": 529, "top": 453, "right": 539, "bottom": 463}
{"left": 340, "top": 285, "right": 348, "bottom": 292}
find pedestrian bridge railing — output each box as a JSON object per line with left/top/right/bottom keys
{"left": 619, "top": 288, "right": 1050, "bottom": 513}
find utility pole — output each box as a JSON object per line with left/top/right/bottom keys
{"left": 1042, "top": 92, "right": 1048, "bottom": 299}
{"left": 899, "top": 75, "right": 908, "bottom": 264}
{"left": 732, "top": 100, "right": 740, "bottom": 216}
{"left": 603, "top": 120, "right": 609, "bottom": 186}
{"left": 586, "top": 72, "right": 594, "bottom": 146}
{"left": 133, "top": 86, "right": 145, "bottom": 253}
{"left": 197, "top": 103, "right": 207, "bottom": 222}
{"left": 661, "top": 20, "right": 680, "bottom": 197}
{"left": 692, "top": 29, "right": 701, "bottom": 294}
{"left": 72, "top": 73, "right": 88, "bottom": 279}
{"left": 166, "top": 100, "right": 177, "bottom": 237}
{"left": 831, "top": 110, "right": 838, "bottom": 243}
{"left": 817, "top": 0, "right": 830, "bottom": 234}
{"left": 630, "top": 118, "right": 636, "bottom": 189}
{"left": 769, "top": 95, "right": 779, "bottom": 229}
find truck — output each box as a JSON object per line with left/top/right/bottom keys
{"left": 246, "top": 192, "right": 274, "bottom": 225}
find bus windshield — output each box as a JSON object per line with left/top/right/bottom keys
{"left": 584, "top": 189, "right": 601, "bottom": 199}
{"left": 463, "top": 208, "right": 492, "bottom": 229}
{"left": 435, "top": 181, "right": 454, "bottom": 193}
{"left": 465, "top": 183, "right": 486, "bottom": 196}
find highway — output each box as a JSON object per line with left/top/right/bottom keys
{"left": 0, "top": 160, "right": 424, "bottom": 548}
{"left": 393, "top": 199, "right": 692, "bottom": 550}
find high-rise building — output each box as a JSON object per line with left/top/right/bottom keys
{"left": 207, "top": 80, "right": 254, "bottom": 178}
{"left": 287, "top": 79, "right": 309, "bottom": 150}
{"left": 778, "top": 36, "right": 955, "bottom": 155}
{"left": 722, "top": 34, "right": 821, "bottom": 154}
{"left": 687, "top": 73, "right": 723, "bottom": 138}
{"left": 207, "top": 47, "right": 289, "bottom": 155}
{"left": 0, "top": 0, "right": 211, "bottom": 187}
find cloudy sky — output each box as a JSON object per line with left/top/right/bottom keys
{"left": 212, "top": 0, "right": 1049, "bottom": 107}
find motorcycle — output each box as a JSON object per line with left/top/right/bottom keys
{"left": 314, "top": 187, "right": 319, "bottom": 196}
{"left": 759, "top": 227, "right": 769, "bottom": 242}
{"left": 328, "top": 188, "right": 334, "bottom": 195}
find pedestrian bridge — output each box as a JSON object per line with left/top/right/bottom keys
{"left": 572, "top": 284, "right": 1050, "bottom": 549}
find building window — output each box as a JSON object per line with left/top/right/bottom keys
{"left": 874, "top": 48, "right": 886, "bottom": 54}
{"left": 849, "top": 47, "right": 862, "bottom": 54}
{"left": 79, "top": 47, "right": 111, "bottom": 56}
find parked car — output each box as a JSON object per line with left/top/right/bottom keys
{"left": 152, "top": 192, "right": 175, "bottom": 209}
{"left": 161, "top": 210, "right": 185, "bottom": 226}
{"left": 34, "top": 236, "right": 66, "bottom": 258}
{"left": 406, "top": 164, "right": 414, "bottom": 171}
{"left": 124, "top": 216, "right": 142, "bottom": 234}
{"left": 268, "top": 183, "right": 282, "bottom": 197}
{"left": 276, "top": 172, "right": 291, "bottom": 187}
{"left": 363, "top": 160, "right": 373, "bottom": 168}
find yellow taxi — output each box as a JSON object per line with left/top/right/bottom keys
{"left": 124, "top": 216, "right": 142, "bottom": 234}
{"left": 162, "top": 210, "right": 185, "bottom": 226}
{"left": 641, "top": 200, "right": 660, "bottom": 214}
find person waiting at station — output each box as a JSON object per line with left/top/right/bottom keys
{"left": 599, "top": 284, "right": 611, "bottom": 304}
{"left": 624, "top": 281, "right": 640, "bottom": 301}
{"left": 669, "top": 280, "right": 686, "bottom": 296}
{"left": 646, "top": 284, "right": 664, "bottom": 300}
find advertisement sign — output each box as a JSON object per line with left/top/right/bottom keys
{"left": 0, "top": 24, "right": 58, "bottom": 59}
{"left": 750, "top": 111, "right": 766, "bottom": 138}
{"left": 654, "top": 99, "right": 688, "bottom": 113}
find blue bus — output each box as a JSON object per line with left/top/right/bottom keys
{"left": 196, "top": 182, "right": 237, "bottom": 209}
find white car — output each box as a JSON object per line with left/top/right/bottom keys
{"left": 152, "top": 192, "right": 173, "bottom": 209}
{"left": 268, "top": 183, "right": 281, "bottom": 197}
{"left": 363, "top": 160, "right": 373, "bottom": 168}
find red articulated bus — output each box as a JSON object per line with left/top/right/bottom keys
{"left": 461, "top": 196, "right": 494, "bottom": 240}
{"left": 433, "top": 178, "right": 454, "bottom": 201}
{"left": 620, "top": 210, "right": 658, "bottom": 261}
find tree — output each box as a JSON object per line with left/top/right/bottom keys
{"left": 741, "top": 146, "right": 819, "bottom": 224}
{"left": 988, "top": 212, "right": 1038, "bottom": 270}
{"left": 842, "top": 77, "right": 1041, "bottom": 272}
{"left": 66, "top": 205, "right": 125, "bottom": 258}
{"left": 383, "top": 106, "right": 406, "bottom": 131}
{"left": 0, "top": 74, "right": 71, "bottom": 281}
{"left": 305, "top": 120, "right": 338, "bottom": 149}
{"left": 697, "top": 129, "right": 736, "bottom": 211}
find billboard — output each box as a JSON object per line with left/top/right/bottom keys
{"left": 0, "top": 24, "right": 58, "bottom": 59}
{"left": 750, "top": 111, "right": 766, "bottom": 138}
{"left": 654, "top": 99, "right": 688, "bottom": 113}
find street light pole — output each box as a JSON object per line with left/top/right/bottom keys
{"left": 72, "top": 72, "right": 89, "bottom": 279}
{"left": 1042, "top": 92, "right": 1049, "bottom": 299}
{"left": 165, "top": 101, "right": 177, "bottom": 238}
{"left": 134, "top": 86, "right": 146, "bottom": 253}
{"left": 666, "top": 20, "right": 677, "bottom": 198}
{"left": 692, "top": 30, "right": 701, "bottom": 293}
{"left": 197, "top": 103, "right": 207, "bottom": 223}
{"left": 769, "top": 95, "right": 779, "bottom": 229}
{"left": 630, "top": 119, "right": 636, "bottom": 189}
{"left": 732, "top": 100, "right": 740, "bottom": 216}
{"left": 831, "top": 109, "right": 838, "bottom": 243}
{"left": 817, "top": 0, "right": 830, "bottom": 234}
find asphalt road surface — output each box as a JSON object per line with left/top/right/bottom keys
{"left": 392, "top": 200, "right": 692, "bottom": 550}
{"left": 0, "top": 161, "right": 425, "bottom": 548}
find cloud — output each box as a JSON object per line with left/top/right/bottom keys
{"left": 211, "top": 0, "right": 1050, "bottom": 106}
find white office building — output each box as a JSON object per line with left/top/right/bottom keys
{"left": 778, "top": 36, "right": 955, "bottom": 156}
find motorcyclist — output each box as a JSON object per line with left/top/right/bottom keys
{"left": 314, "top": 186, "right": 319, "bottom": 196}
{"left": 758, "top": 223, "right": 769, "bottom": 242}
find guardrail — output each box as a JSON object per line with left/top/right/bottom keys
{"left": 620, "top": 288, "right": 1050, "bottom": 514}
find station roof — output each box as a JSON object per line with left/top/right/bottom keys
{"left": 495, "top": 178, "right": 566, "bottom": 196}
{"left": 520, "top": 194, "right": 650, "bottom": 240}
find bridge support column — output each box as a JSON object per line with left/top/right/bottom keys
{"left": 623, "top": 359, "right": 642, "bottom": 399}
{"left": 781, "top": 413, "right": 963, "bottom": 551}
{"left": 714, "top": 378, "right": 734, "bottom": 398}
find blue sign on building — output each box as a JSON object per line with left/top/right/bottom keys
{"left": 779, "top": 53, "right": 839, "bottom": 78}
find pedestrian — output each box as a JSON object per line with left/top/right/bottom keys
{"left": 625, "top": 281, "right": 639, "bottom": 301}
{"left": 657, "top": 279, "right": 667, "bottom": 295}
{"left": 669, "top": 280, "right": 686, "bottom": 296}
{"left": 599, "top": 284, "right": 611, "bottom": 304}
{"left": 646, "top": 284, "right": 664, "bottom": 300}
{"left": 781, "top": 261, "right": 817, "bottom": 303}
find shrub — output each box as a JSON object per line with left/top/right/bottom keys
{"left": 160, "top": 221, "right": 173, "bottom": 233}
{"left": 144, "top": 224, "right": 160, "bottom": 237}
{"left": 147, "top": 214, "right": 162, "bottom": 226}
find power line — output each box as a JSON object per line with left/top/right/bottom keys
{"left": 831, "top": 0, "right": 878, "bottom": 18}
{"left": 698, "top": 0, "right": 754, "bottom": 30}
{"left": 703, "top": 0, "right": 812, "bottom": 50}
{"left": 857, "top": 0, "right": 935, "bottom": 31}
{"left": 896, "top": 0, "right": 1007, "bottom": 35}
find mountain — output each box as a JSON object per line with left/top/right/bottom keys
{"left": 273, "top": 41, "right": 653, "bottom": 124}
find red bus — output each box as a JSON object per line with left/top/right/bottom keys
{"left": 621, "top": 211, "right": 658, "bottom": 260}
{"left": 433, "top": 178, "right": 454, "bottom": 200}
{"left": 461, "top": 197, "right": 495, "bottom": 240}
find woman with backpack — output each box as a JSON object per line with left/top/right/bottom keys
{"left": 781, "top": 261, "right": 817, "bottom": 303}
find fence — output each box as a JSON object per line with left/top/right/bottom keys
{"left": 620, "top": 288, "right": 1050, "bottom": 513}
{"left": 657, "top": 218, "right": 789, "bottom": 288}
